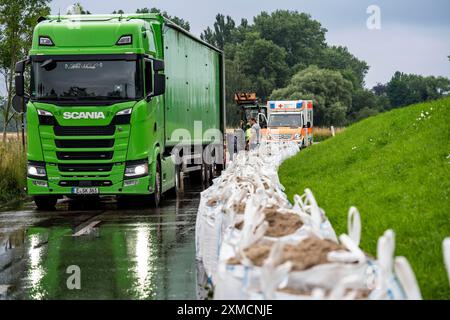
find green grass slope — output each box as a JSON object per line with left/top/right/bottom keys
{"left": 279, "top": 98, "right": 450, "bottom": 299}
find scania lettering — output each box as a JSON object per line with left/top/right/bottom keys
{"left": 63, "top": 112, "right": 106, "bottom": 119}
{"left": 13, "top": 13, "right": 225, "bottom": 210}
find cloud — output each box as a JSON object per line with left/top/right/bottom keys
{"left": 327, "top": 23, "right": 450, "bottom": 87}
{"left": 1, "top": 0, "right": 448, "bottom": 97}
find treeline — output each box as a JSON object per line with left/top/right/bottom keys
{"left": 1, "top": 3, "right": 449, "bottom": 133}
{"left": 199, "top": 11, "right": 450, "bottom": 127}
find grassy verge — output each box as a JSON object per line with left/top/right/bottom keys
{"left": 279, "top": 98, "right": 450, "bottom": 299}
{"left": 313, "top": 127, "right": 344, "bottom": 142}
{"left": 0, "top": 138, "right": 27, "bottom": 204}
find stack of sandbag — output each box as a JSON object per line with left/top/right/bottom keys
{"left": 196, "top": 142, "right": 423, "bottom": 300}
{"left": 214, "top": 206, "right": 423, "bottom": 300}
{"left": 195, "top": 142, "right": 306, "bottom": 281}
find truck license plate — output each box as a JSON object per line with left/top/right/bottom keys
{"left": 72, "top": 187, "right": 99, "bottom": 195}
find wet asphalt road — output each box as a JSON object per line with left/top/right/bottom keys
{"left": 0, "top": 181, "right": 206, "bottom": 300}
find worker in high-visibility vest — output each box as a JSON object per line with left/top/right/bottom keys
{"left": 245, "top": 123, "right": 251, "bottom": 150}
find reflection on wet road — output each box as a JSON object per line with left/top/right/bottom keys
{"left": 0, "top": 182, "right": 204, "bottom": 300}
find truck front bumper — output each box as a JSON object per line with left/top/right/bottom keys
{"left": 27, "top": 175, "right": 152, "bottom": 196}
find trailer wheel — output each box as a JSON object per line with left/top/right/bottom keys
{"left": 206, "top": 163, "right": 213, "bottom": 184}
{"left": 174, "top": 163, "right": 184, "bottom": 194}
{"left": 149, "top": 160, "right": 162, "bottom": 207}
{"left": 34, "top": 196, "right": 58, "bottom": 211}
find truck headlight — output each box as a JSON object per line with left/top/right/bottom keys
{"left": 27, "top": 162, "right": 47, "bottom": 179}
{"left": 124, "top": 161, "right": 148, "bottom": 179}
{"left": 37, "top": 109, "right": 53, "bottom": 116}
{"left": 37, "top": 109, "right": 55, "bottom": 125}
{"left": 294, "top": 133, "right": 301, "bottom": 140}
{"left": 113, "top": 108, "right": 133, "bottom": 124}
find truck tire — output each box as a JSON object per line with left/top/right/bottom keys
{"left": 175, "top": 164, "right": 184, "bottom": 194}
{"left": 34, "top": 196, "right": 58, "bottom": 211}
{"left": 149, "top": 160, "right": 162, "bottom": 207}
{"left": 167, "top": 164, "right": 184, "bottom": 197}
{"left": 205, "top": 163, "right": 213, "bottom": 184}
{"left": 190, "top": 164, "right": 205, "bottom": 184}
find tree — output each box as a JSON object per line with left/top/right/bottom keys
{"left": 232, "top": 33, "right": 289, "bottom": 102}
{"left": 348, "top": 88, "right": 382, "bottom": 122}
{"left": 270, "top": 66, "right": 353, "bottom": 126}
{"left": 200, "top": 14, "right": 236, "bottom": 50}
{"left": 318, "top": 46, "right": 369, "bottom": 88}
{"left": 253, "top": 10, "right": 327, "bottom": 68}
{"left": 372, "top": 83, "right": 387, "bottom": 96}
{"left": 136, "top": 7, "right": 190, "bottom": 31}
{"left": 0, "top": 0, "right": 50, "bottom": 141}
{"left": 67, "top": 3, "right": 90, "bottom": 15}
{"left": 112, "top": 10, "right": 124, "bottom": 14}
{"left": 386, "top": 72, "right": 450, "bottom": 108}
{"left": 224, "top": 59, "right": 255, "bottom": 127}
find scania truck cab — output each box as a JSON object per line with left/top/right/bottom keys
{"left": 13, "top": 13, "right": 225, "bottom": 210}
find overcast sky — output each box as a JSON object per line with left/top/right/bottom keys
{"left": 1, "top": 0, "right": 449, "bottom": 95}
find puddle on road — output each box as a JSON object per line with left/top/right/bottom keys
{"left": 0, "top": 182, "right": 206, "bottom": 300}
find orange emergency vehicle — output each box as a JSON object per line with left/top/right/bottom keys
{"left": 265, "top": 100, "right": 313, "bottom": 147}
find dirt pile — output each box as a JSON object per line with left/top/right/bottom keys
{"left": 278, "top": 287, "right": 371, "bottom": 299}
{"left": 234, "top": 206, "right": 303, "bottom": 237}
{"left": 228, "top": 237, "right": 346, "bottom": 271}
{"left": 264, "top": 207, "right": 303, "bottom": 237}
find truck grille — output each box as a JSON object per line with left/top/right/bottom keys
{"left": 59, "top": 180, "right": 113, "bottom": 187}
{"left": 55, "top": 139, "right": 114, "bottom": 148}
{"left": 58, "top": 164, "right": 113, "bottom": 172}
{"left": 56, "top": 151, "right": 114, "bottom": 160}
{"left": 54, "top": 125, "right": 115, "bottom": 136}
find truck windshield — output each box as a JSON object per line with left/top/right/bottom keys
{"left": 31, "top": 59, "right": 143, "bottom": 104}
{"left": 268, "top": 114, "right": 302, "bottom": 127}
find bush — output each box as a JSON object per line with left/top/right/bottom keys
{"left": 0, "top": 139, "right": 26, "bottom": 204}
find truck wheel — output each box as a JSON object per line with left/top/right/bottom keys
{"left": 168, "top": 164, "right": 184, "bottom": 197}
{"left": 189, "top": 164, "right": 205, "bottom": 184}
{"left": 149, "top": 160, "right": 162, "bottom": 207}
{"left": 34, "top": 196, "right": 58, "bottom": 211}
{"left": 215, "top": 163, "right": 224, "bottom": 175}
{"left": 205, "top": 163, "right": 213, "bottom": 184}
{"left": 175, "top": 164, "right": 184, "bottom": 194}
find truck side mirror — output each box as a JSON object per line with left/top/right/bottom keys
{"left": 12, "top": 95, "right": 28, "bottom": 113}
{"left": 153, "top": 59, "right": 164, "bottom": 72}
{"left": 15, "top": 75, "right": 24, "bottom": 97}
{"left": 15, "top": 59, "right": 27, "bottom": 73}
{"left": 15, "top": 58, "right": 29, "bottom": 97}
{"left": 153, "top": 73, "right": 166, "bottom": 97}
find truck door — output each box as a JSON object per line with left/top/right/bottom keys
{"left": 258, "top": 112, "right": 268, "bottom": 129}
{"left": 144, "top": 58, "right": 164, "bottom": 148}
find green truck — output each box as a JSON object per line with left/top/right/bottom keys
{"left": 12, "top": 13, "right": 225, "bottom": 210}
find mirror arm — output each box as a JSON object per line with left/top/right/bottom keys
{"left": 15, "top": 57, "right": 30, "bottom": 74}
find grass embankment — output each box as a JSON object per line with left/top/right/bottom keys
{"left": 0, "top": 137, "right": 26, "bottom": 204}
{"left": 279, "top": 98, "right": 450, "bottom": 299}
